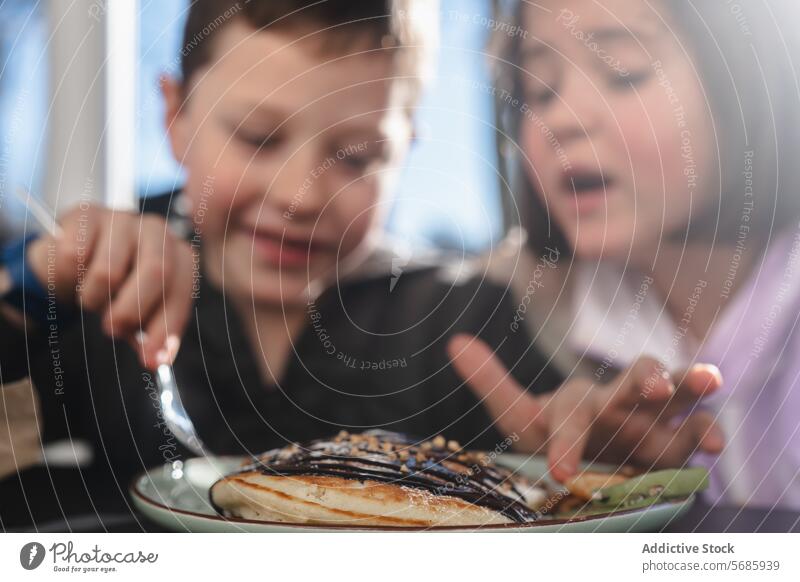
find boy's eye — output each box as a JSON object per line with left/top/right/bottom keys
{"left": 239, "top": 132, "right": 282, "bottom": 152}
{"left": 341, "top": 154, "right": 374, "bottom": 172}
{"left": 335, "top": 142, "right": 387, "bottom": 173}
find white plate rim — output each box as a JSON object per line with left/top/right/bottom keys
{"left": 129, "top": 457, "right": 695, "bottom": 532}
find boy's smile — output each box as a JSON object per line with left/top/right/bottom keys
{"left": 163, "top": 21, "right": 413, "bottom": 306}
{"left": 246, "top": 223, "right": 338, "bottom": 271}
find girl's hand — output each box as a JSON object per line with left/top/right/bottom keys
{"left": 447, "top": 334, "right": 725, "bottom": 483}
{"left": 25, "top": 204, "right": 194, "bottom": 369}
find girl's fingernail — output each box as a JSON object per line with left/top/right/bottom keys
{"left": 135, "top": 330, "right": 148, "bottom": 345}
{"left": 555, "top": 459, "right": 576, "bottom": 476}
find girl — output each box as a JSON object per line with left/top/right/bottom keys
{"left": 489, "top": 0, "right": 800, "bottom": 509}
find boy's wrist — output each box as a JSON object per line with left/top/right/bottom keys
{"left": 0, "top": 234, "right": 74, "bottom": 326}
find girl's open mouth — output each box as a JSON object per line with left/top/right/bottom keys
{"left": 562, "top": 170, "right": 615, "bottom": 213}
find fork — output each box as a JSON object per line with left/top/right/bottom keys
{"left": 156, "top": 363, "right": 207, "bottom": 457}
{"left": 12, "top": 187, "right": 208, "bottom": 462}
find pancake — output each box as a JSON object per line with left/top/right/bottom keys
{"left": 210, "top": 430, "right": 548, "bottom": 527}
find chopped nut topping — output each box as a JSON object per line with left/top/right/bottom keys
{"left": 447, "top": 440, "right": 460, "bottom": 452}
{"left": 432, "top": 435, "right": 446, "bottom": 448}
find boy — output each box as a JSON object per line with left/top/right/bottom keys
{"left": 0, "top": 0, "right": 549, "bottom": 527}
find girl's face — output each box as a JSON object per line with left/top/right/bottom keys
{"left": 164, "top": 22, "right": 412, "bottom": 307}
{"left": 519, "top": 0, "right": 714, "bottom": 260}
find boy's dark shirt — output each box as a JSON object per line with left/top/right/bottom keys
{"left": 0, "top": 192, "right": 561, "bottom": 528}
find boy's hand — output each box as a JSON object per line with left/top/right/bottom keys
{"left": 447, "top": 334, "right": 725, "bottom": 483}
{"left": 25, "top": 204, "right": 194, "bottom": 369}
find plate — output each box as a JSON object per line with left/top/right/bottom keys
{"left": 130, "top": 454, "right": 694, "bottom": 532}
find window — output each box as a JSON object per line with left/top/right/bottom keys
{"left": 0, "top": 0, "right": 48, "bottom": 237}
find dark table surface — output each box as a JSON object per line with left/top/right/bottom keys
{"left": 2, "top": 466, "right": 798, "bottom": 533}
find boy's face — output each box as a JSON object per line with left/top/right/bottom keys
{"left": 164, "top": 22, "right": 412, "bottom": 306}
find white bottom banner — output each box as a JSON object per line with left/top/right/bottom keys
{"left": 0, "top": 533, "right": 797, "bottom": 581}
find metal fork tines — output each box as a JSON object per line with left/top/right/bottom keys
{"left": 156, "top": 363, "right": 206, "bottom": 457}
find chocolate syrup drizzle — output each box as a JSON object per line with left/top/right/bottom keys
{"left": 220, "top": 430, "right": 541, "bottom": 523}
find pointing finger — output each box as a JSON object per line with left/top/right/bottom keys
{"left": 447, "top": 334, "right": 542, "bottom": 438}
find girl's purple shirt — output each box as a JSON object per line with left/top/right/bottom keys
{"left": 569, "top": 228, "right": 800, "bottom": 509}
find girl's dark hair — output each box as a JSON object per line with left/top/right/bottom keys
{"left": 492, "top": 0, "right": 800, "bottom": 253}
{"left": 180, "top": 0, "right": 437, "bottom": 100}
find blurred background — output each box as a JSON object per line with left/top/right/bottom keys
{"left": 0, "top": 0, "right": 504, "bottom": 252}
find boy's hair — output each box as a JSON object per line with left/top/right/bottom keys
{"left": 491, "top": 0, "right": 800, "bottom": 252}
{"left": 180, "top": 0, "right": 438, "bottom": 103}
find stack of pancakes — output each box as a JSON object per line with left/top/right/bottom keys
{"left": 210, "top": 430, "right": 548, "bottom": 527}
